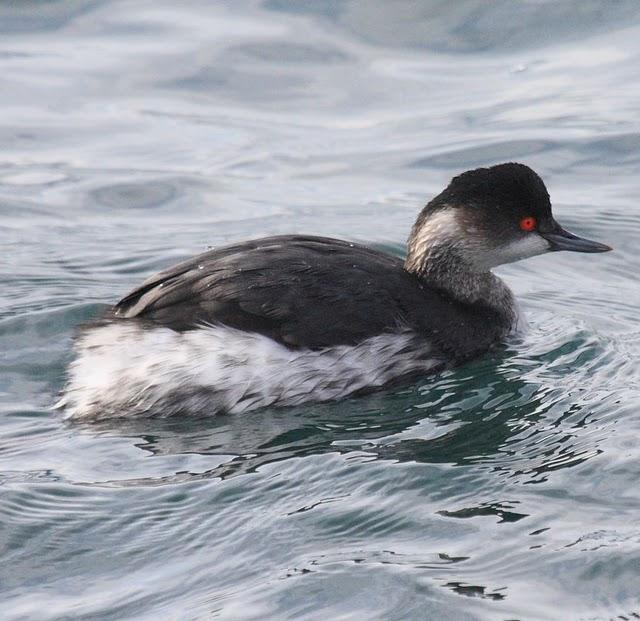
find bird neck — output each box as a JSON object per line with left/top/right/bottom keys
{"left": 405, "top": 240, "right": 517, "bottom": 324}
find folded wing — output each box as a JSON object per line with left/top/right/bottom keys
{"left": 113, "top": 236, "right": 421, "bottom": 349}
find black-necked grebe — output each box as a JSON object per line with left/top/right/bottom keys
{"left": 61, "top": 162, "right": 611, "bottom": 419}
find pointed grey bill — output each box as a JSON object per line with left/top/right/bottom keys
{"left": 541, "top": 226, "right": 612, "bottom": 253}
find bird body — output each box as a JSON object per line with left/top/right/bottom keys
{"left": 60, "top": 163, "right": 610, "bottom": 420}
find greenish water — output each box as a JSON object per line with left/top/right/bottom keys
{"left": 1, "top": 1, "right": 639, "bottom": 619}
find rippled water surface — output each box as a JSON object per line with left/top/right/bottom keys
{"left": 2, "top": 2, "right": 640, "bottom": 619}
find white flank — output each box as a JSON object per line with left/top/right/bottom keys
{"left": 59, "top": 323, "right": 441, "bottom": 420}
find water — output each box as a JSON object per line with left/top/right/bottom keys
{"left": 1, "top": 1, "right": 639, "bottom": 619}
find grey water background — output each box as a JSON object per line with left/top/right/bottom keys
{"left": 1, "top": 1, "right": 639, "bottom": 619}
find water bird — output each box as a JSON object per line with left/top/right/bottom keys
{"left": 61, "top": 162, "right": 611, "bottom": 420}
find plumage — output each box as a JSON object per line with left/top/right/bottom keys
{"left": 60, "top": 162, "right": 611, "bottom": 420}
{"left": 112, "top": 235, "right": 511, "bottom": 360}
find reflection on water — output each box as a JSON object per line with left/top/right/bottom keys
{"left": 1, "top": 1, "right": 640, "bottom": 620}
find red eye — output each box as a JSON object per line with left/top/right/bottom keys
{"left": 519, "top": 216, "right": 537, "bottom": 232}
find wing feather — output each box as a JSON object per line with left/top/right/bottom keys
{"left": 113, "top": 236, "right": 413, "bottom": 348}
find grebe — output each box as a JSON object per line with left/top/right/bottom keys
{"left": 61, "top": 162, "right": 611, "bottom": 419}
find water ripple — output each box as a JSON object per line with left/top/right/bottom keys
{"left": 1, "top": 1, "right": 639, "bottom": 620}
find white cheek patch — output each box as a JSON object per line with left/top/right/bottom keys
{"left": 409, "top": 210, "right": 551, "bottom": 271}
{"left": 488, "top": 234, "right": 550, "bottom": 268}
{"left": 421, "top": 209, "right": 463, "bottom": 239}
{"left": 406, "top": 209, "right": 463, "bottom": 271}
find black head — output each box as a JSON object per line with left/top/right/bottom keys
{"left": 406, "top": 162, "right": 611, "bottom": 274}
{"left": 439, "top": 162, "right": 551, "bottom": 222}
